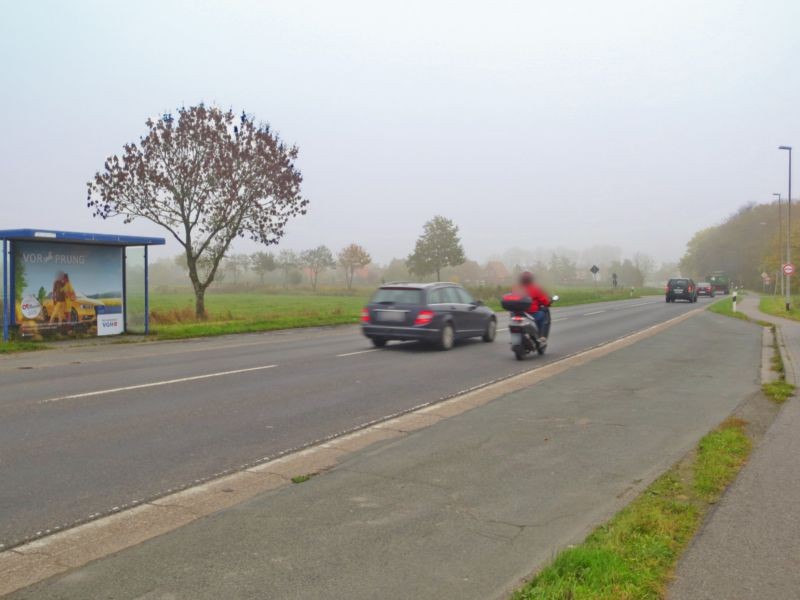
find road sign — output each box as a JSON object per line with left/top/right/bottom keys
{"left": 590, "top": 265, "right": 599, "bottom": 274}
{"left": 783, "top": 263, "right": 795, "bottom": 276}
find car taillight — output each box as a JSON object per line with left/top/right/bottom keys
{"left": 665, "top": 285, "right": 669, "bottom": 292}
{"left": 360, "top": 308, "right": 370, "bottom": 323}
{"left": 414, "top": 310, "right": 434, "bottom": 326}
{"left": 511, "top": 315, "right": 525, "bottom": 322}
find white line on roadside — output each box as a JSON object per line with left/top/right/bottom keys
{"left": 583, "top": 310, "right": 606, "bottom": 316}
{"left": 336, "top": 349, "right": 379, "bottom": 357}
{"left": 552, "top": 317, "right": 568, "bottom": 322}
{"left": 497, "top": 328, "right": 509, "bottom": 332}
{"left": 38, "top": 365, "right": 278, "bottom": 404}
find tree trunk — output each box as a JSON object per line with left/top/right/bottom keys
{"left": 186, "top": 254, "right": 208, "bottom": 321}
{"left": 436, "top": 268, "right": 441, "bottom": 282}
{"left": 311, "top": 271, "right": 318, "bottom": 291}
{"left": 194, "top": 289, "right": 206, "bottom": 320}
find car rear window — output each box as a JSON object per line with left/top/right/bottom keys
{"left": 669, "top": 279, "right": 689, "bottom": 286}
{"left": 371, "top": 288, "right": 423, "bottom": 304}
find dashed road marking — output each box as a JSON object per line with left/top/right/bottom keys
{"left": 583, "top": 310, "right": 607, "bottom": 316}
{"left": 38, "top": 365, "right": 279, "bottom": 404}
{"left": 336, "top": 349, "right": 379, "bottom": 357}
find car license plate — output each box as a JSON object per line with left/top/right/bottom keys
{"left": 377, "top": 310, "right": 405, "bottom": 322}
{"left": 674, "top": 288, "right": 683, "bottom": 293}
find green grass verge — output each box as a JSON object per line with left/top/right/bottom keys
{"left": 707, "top": 297, "right": 749, "bottom": 321}
{"left": 0, "top": 341, "right": 48, "bottom": 354}
{"left": 512, "top": 418, "right": 752, "bottom": 600}
{"left": 759, "top": 295, "right": 800, "bottom": 321}
{"left": 762, "top": 380, "right": 795, "bottom": 404}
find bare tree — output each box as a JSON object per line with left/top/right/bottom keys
{"left": 301, "top": 246, "right": 335, "bottom": 291}
{"left": 87, "top": 105, "right": 307, "bottom": 319}
{"left": 338, "top": 244, "right": 371, "bottom": 289}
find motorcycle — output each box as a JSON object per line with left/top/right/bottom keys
{"left": 501, "top": 293, "right": 559, "bottom": 361}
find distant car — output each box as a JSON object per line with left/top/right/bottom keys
{"left": 361, "top": 282, "right": 497, "bottom": 350}
{"left": 695, "top": 282, "right": 715, "bottom": 297}
{"left": 665, "top": 278, "right": 697, "bottom": 303}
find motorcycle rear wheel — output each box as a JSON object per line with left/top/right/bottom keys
{"left": 512, "top": 345, "right": 526, "bottom": 361}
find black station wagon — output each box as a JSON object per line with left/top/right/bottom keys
{"left": 361, "top": 283, "right": 497, "bottom": 350}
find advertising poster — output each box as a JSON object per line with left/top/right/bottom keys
{"left": 14, "top": 241, "right": 124, "bottom": 338}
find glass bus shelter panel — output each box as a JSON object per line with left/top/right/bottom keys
{"left": 125, "top": 246, "right": 146, "bottom": 334}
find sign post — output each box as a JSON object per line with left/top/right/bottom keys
{"left": 732, "top": 289, "right": 738, "bottom": 313}
{"left": 589, "top": 265, "right": 599, "bottom": 287}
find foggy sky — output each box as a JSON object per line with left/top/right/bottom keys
{"left": 2, "top": 0, "right": 799, "bottom": 266}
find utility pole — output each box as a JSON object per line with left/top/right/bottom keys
{"left": 779, "top": 146, "right": 792, "bottom": 311}
{"left": 774, "top": 192, "right": 783, "bottom": 296}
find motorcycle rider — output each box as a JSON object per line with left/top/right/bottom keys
{"left": 517, "top": 271, "right": 551, "bottom": 342}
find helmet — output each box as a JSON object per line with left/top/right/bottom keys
{"left": 519, "top": 270, "right": 534, "bottom": 285}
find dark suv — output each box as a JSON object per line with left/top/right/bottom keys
{"left": 665, "top": 278, "right": 697, "bottom": 303}
{"left": 361, "top": 283, "right": 497, "bottom": 350}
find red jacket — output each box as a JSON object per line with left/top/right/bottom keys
{"left": 523, "top": 284, "right": 551, "bottom": 313}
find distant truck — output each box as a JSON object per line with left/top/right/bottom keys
{"left": 706, "top": 271, "right": 730, "bottom": 294}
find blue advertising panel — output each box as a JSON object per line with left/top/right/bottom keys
{"left": 13, "top": 241, "right": 124, "bottom": 338}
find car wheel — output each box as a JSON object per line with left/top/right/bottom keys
{"left": 482, "top": 318, "right": 497, "bottom": 342}
{"left": 438, "top": 323, "right": 455, "bottom": 351}
{"left": 371, "top": 338, "right": 387, "bottom": 348}
{"left": 665, "top": 297, "right": 670, "bottom": 303}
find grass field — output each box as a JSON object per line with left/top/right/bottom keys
{"left": 145, "top": 293, "right": 368, "bottom": 339}
{"left": 142, "top": 287, "right": 661, "bottom": 340}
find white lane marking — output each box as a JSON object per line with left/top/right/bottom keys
{"left": 38, "top": 365, "right": 278, "bottom": 404}
{"left": 497, "top": 328, "right": 509, "bottom": 332}
{"left": 583, "top": 310, "right": 606, "bottom": 316}
{"left": 336, "top": 349, "right": 379, "bottom": 357}
{"left": 552, "top": 317, "right": 569, "bottom": 322}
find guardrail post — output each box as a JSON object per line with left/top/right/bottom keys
{"left": 732, "top": 290, "right": 738, "bottom": 313}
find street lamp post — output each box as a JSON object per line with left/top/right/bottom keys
{"left": 774, "top": 192, "right": 783, "bottom": 296}
{"left": 779, "top": 146, "right": 792, "bottom": 310}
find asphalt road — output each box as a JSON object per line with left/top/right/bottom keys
{"left": 0, "top": 295, "right": 711, "bottom": 548}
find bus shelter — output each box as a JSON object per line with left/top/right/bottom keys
{"left": 1, "top": 229, "right": 165, "bottom": 342}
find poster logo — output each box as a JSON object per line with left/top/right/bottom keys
{"left": 20, "top": 295, "right": 42, "bottom": 319}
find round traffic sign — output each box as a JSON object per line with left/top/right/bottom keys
{"left": 783, "top": 263, "right": 795, "bottom": 276}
